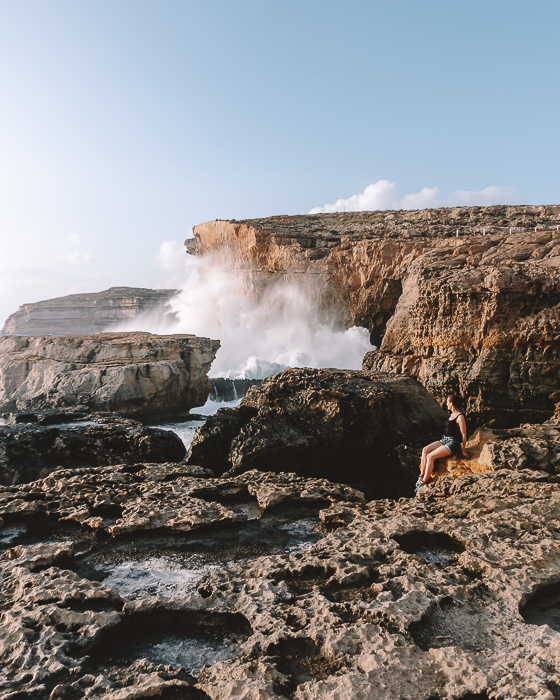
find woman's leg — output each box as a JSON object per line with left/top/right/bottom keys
{"left": 423, "top": 444, "right": 452, "bottom": 483}
{"left": 420, "top": 441, "right": 444, "bottom": 478}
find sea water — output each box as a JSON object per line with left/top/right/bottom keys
{"left": 153, "top": 397, "right": 243, "bottom": 449}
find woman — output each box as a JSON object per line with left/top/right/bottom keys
{"left": 419, "top": 394, "right": 468, "bottom": 484}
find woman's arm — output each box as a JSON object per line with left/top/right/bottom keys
{"left": 458, "top": 415, "right": 468, "bottom": 457}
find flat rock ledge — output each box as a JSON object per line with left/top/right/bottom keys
{"left": 1, "top": 463, "right": 560, "bottom": 698}
{"left": 0, "top": 332, "right": 220, "bottom": 419}
{"left": 430, "top": 415, "right": 560, "bottom": 484}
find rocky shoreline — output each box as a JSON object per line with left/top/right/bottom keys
{"left": 1, "top": 205, "right": 560, "bottom": 698}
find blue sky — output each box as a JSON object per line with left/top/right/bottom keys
{"left": 1, "top": 0, "right": 559, "bottom": 324}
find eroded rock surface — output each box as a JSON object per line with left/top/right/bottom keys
{"left": 188, "top": 206, "right": 560, "bottom": 424}
{"left": 188, "top": 368, "right": 446, "bottom": 497}
{"left": 2, "top": 286, "right": 178, "bottom": 335}
{"left": 0, "top": 420, "right": 186, "bottom": 485}
{"left": 430, "top": 417, "right": 560, "bottom": 484}
{"left": 1, "top": 462, "right": 560, "bottom": 698}
{"left": 0, "top": 332, "right": 219, "bottom": 418}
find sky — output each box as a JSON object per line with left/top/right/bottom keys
{"left": 1, "top": 0, "right": 559, "bottom": 325}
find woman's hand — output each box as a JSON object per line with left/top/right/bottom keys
{"left": 462, "top": 448, "right": 469, "bottom": 459}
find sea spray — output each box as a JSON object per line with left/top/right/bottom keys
{"left": 113, "top": 253, "right": 373, "bottom": 378}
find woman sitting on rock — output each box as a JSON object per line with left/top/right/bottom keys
{"left": 419, "top": 394, "right": 468, "bottom": 485}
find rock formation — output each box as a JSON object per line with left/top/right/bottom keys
{"left": 2, "top": 458, "right": 560, "bottom": 698}
{"left": 187, "top": 205, "right": 560, "bottom": 424}
{"left": 430, "top": 414, "right": 560, "bottom": 485}
{"left": 2, "top": 286, "right": 178, "bottom": 336}
{"left": 0, "top": 332, "right": 219, "bottom": 418}
{"left": 188, "top": 368, "right": 446, "bottom": 498}
{"left": 0, "top": 419, "right": 186, "bottom": 485}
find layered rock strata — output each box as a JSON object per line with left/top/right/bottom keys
{"left": 0, "top": 332, "right": 219, "bottom": 418}
{"left": 1, "top": 462, "right": 560, "bottom": 698}
{"left": 188, "top": 368, "right": 446, "bottom": 498}
{"left": 187, "top": 206, "right": 560, "bottom": 424}
{"left": 2, "top": 286, "right": 178, "bottom": 335}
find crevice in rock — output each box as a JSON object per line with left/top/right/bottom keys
{"left": 270, "top": 564, "right": 337, "bottom": 595}
{"left": 393, "top": 531, "right": 466, "bottom": 567}
{"left": 520, "top": 580, "right": 560, "bottom": 631}
{"left": 0, "top": 514, "right": 89, "bottom": 554}
{"left": 267, "top": 637, "right": 344, "bottom": 694}
{"left": 60, "top": 597, "right": 124, "bottom": 613}
{"left": 74, "top": 511, "right": 322, "bottom": 600}
{"left": 188, "top": 485, "right": 262, "bottom": 520}
{"left": 88, "top": 610, "right": 252, "bottom": 675}
{"left": 409, "top": 586, "right": 498, "bottom": 652}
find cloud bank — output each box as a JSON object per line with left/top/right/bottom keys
{"left": 309, "top": 180, "right": 518, "bottom": 214}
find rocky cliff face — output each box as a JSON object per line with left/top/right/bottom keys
{"left": 0, "top": 332, "right": 219, "bottom": 418}
{"left": 187, "top": 205, "right": 560, "bottom": 424}
{"left": 2, "top": 286, "right": 178, "bottom": 336}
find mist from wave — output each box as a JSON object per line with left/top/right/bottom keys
{"left": 113, "top": 253, "right": 373, "bottom": 379}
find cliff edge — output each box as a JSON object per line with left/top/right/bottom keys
{"left": 2, "top": 286, "right": 178, "bottom": 336}
{"left": 187, "top": 205, "right": 560, "bottom": 424}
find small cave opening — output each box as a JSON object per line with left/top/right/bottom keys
{"left": 520, "top": 580, "right": 560, "bottom": 632}
{"left": 89, "top": 609, "right": 252, "bottom": 674}
{"left": 393, "top": 531, "right": 466, "bottom": 567}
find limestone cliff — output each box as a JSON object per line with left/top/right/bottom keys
{"left": 187, "top": 205, "right": 560, "bottom": 424}
{"left": 0, "top": 332, "right": 219, "bottom": 417}
{"left": 2, "top": 286, "right": 178, "bottom": 336}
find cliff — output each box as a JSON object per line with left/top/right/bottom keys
{"left": 2, "top": 286, "right": 178, "bottom": 336}
{"left": 0, "top": 332, "right": 219, "bottom": 418}
{"left": 187, "top": 205, "right": 560, "bottom": 424}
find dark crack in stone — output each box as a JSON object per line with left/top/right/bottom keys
{"left": 521, "top": 580, "right": 560, "bottom": 632}
{"left": 409, "top": 589, "right": 504, "bottom": 653}
{"left": 394, "top": 531, "right": 466, "bottom": 567}
{"left": 90, "top": 610, "right": 252, "bottom": 675}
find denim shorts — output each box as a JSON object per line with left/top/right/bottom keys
{"left": 440, "top": 436, "right": 461, "bottom": 454}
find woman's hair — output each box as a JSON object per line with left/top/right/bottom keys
{"left": 447, "top": 394, "right": 464, "bottom": 411}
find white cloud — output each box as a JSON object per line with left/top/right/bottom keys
{"left": 445, "top": 186, "right": 517, "bottom": 207}
{"left": 65, "top": 232, "right": 80, "bottom": 244}
{"left": 309, "top": 181, "right": 518, "bottom": 213}
{"left": 309, "top": 180, "right": 399, "bottom": 213}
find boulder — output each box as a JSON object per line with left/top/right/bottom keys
{"left": 188, "top": 368, "right": 446, "bottom": 498}
{"left": 0, "top": 421, "right": 187, "bottom": 485}
{"left": 0, "top": 332, "right": 219, "bottom": 418}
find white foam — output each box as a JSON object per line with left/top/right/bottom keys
{"left": 123, "top": 626, "right": 244, "bottom": 672}
{"left": 97, "top": 555, "right": 217, "bottom": 600}
{"left": 279, "top": 518, "right": 322, "bottom": 554}
{"left": 112, "top": 255, "right": 374, "bottom": 379}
